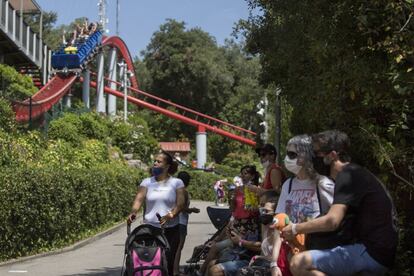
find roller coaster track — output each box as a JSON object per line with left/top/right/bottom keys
{"left": 12, "top": 36, "right": 256, "bottom": 146}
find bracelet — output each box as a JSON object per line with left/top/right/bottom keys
{"left": 292, "top": 223, "right": 298, "bottom": 235}
{"left": 270, "top": 261, "right": 278, "bottom": 268}
{"left": 238, "top": 239, "right": 245, "bottom": 247}
{"left": 168, "top": 210, "right": 174, "bottom": 218}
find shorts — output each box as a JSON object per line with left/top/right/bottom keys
{"left": 217, "top": 259, "right": 250, "bottom": 276}
{"left": 216, "top": 239, "right": 233, "bottom": 251}
{"left": 309, "top": 244, "right": 388, "bottom": 276}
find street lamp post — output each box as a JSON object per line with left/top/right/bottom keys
{"left": 275, "top": 87, "right": 282, "bottom": 164}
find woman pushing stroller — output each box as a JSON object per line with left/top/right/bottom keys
{"left": 128, "top": 151, "right": 185, "bottom": 276}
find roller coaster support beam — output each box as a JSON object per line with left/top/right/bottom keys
{"left": 82, "top": 69, "right": 91, "bottom": 108}
{"left": 96, "top": 51, "right": 106, "bottom": 113}
{"left": 118, "top": 60, "right": 127, "bottom": 121}
{"left": 63, "top": 88, "right": 72, "bottom": 108}
{"left": 196, "top": 125, "right": 207, "bottom": 169}
{"left": 108, "top": 48, "right": 117, "bottom": 116}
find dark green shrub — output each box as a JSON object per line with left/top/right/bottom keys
{"left": 0, "top": 98, "right": 16, "bottom": 133}
{"left": 0, "top": 163, "right": 145, "bottom": 261}
{"left": 110, "top": 116, "right": 159, "bottom": 163}
{"left": 214, "top": 163, "right": 240, "bottom": 178}
{"left": 79, "top": 112, "right": 110, "bottom": 141}
{"left": 47, "top": 113, "right": 84, "bottom": 144}
{"left": 180, "top": 169, "right": 223, "bottom": 201}
{"left": 0, "top": 64, "right": 37, "bottom": 100}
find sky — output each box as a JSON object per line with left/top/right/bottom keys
{"left": 36, "top": 0, "right": 251, "bottom": 58}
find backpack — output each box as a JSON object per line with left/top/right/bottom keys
{"left": 124, "top": 225, "right": 169, "bottom": 276}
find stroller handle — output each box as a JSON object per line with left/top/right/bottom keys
{"left": 127, "top": 214, "right": 136, "bottom": 235}
{"left": 127, "top": 223, "right": 131, "bottom": 235}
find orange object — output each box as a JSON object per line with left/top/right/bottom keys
{"left": 270, "top": 213, "right": 306, "bottom": 254}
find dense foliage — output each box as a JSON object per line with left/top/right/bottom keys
{"left": 48, "top": 112, "right": 158, "bottom": 163}
{"left": 135, "top": 19, "right": 268, "bottom": 162}
{"left": 239, "top": 0, "right": 414, "bottom": 273}
{"left": 0, "top": 163, "right": 142, "bottom": 261}
{"left": 0, "top": 64, "right": 37, "bottom": 100}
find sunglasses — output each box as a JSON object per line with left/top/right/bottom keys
{"left": 286, "top": 151, "right": 298, "bottom": 159}
{"left": 259, "top": 207, "right": 274, "bottom": 215}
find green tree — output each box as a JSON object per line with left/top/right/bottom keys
{"left": 239, "top": 0, "right": 414, "bottom": 272}
{"left": 139, "top": 19, "right": 268, "bottom": 161}
{"left": 141, "top": 19, "right": 234, "bottom": 133}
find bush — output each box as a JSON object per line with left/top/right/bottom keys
{"left": 221, "top": 152, "right": 260, "bottom": 172}
{"left": 47, "top": 113, "right": 84, "bottom": 144}
{"left": 214, "top": 163, "right": 240, "bottom": 178}
{"left": 0, "top": 98, "right": 16, "bottom": 133}
{"left": 0, "top": 64, "right": 37, "bottom": 100}
{"left": 0, "top": 131, "right": 45, "bottom": 168}
{"left": 79, "top": 112, "right": 110, "bottom": 141}
{"left": 0, "top": 163, "right": 145, "bottom": 261}
{"left": 179, "top": 169, "right": 225, "bottom": 201}
{"left": 110, "top": 115, "right": 159, "bottom": 163}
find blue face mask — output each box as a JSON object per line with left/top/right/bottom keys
{"left": 152, "top": 167, "right": 164, "bottom": 177}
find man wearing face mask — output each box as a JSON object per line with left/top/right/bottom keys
{"left": 282, "top": 130, "right": 398, "bottom": 276}
{"left": 271, "top": 135, "right": 335, "bottom": 276}
{"left": 251, "top": 144, "right": 285, "bottom": 196}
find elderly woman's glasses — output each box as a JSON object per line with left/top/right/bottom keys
{"left": 286, "top": 151, "right": 298, "bottom": 159}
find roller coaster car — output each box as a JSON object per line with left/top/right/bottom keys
{"left": 51, "top": 31, "right": 103, "bottom": 71}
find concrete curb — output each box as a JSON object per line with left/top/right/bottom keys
{"left": 0, "top": 219, "right": 130, "bottom": 267}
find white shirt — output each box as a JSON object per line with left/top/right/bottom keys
{"left": 140, "top": 176, "right": 184, "bottom": 228}
{"left": 276, "top": 176, "right": 334, "bottom": 223}
{"left": 179, "top": 191, "right": 190, "bottom": 226}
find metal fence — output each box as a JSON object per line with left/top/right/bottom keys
{"left": 0, "top": 0, "right": 51, "bottom": 84}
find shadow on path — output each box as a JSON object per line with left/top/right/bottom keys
{"left": 63, "top": 266, "right": 122, "bottom": 276}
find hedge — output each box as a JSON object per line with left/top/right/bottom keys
{"left": 0, "top": 163, "right": 144, "bottom": 261}
{"left": 181, "top": 169, "right": 225, "bottom": 202}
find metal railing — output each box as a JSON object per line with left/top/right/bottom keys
{"left": 0, "top": 0, "right": 51, "bottom": 84}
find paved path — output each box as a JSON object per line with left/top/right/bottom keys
{"left": 0, "top": 201, "right": 219, "bottom": 276}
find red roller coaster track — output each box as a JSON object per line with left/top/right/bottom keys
{"left": 12, "top": 36, "right": 257, "bottom": 147}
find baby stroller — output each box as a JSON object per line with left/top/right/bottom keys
{"left": 122, "top": 223, "right": 170, "bottom": 276}
{"left": 184, "top": 206, "right": 231, "bottom": 275}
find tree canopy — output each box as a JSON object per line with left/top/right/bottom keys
{"left": 136, "top": 19, "right": 268, "bottom": 160}
{"left": 239, "top": 0, "right": 414, "bottom": 272}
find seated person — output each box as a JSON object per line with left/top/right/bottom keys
{"left": 207, "top": 226, "right": 261, "bottom": 276}
{"left": 200, "top": 166, "right": 260, "bottom": 275}
{"left": 88, "top": 22, "right": 98, "bottom": 35}
{"left": 271, "top": 134, "right": 335, "bottom": 275}
{"left": 238, "top": 192, "right": 283, "bottom": 275}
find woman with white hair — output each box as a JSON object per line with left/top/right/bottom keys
{"left": 270, "top": 134, "right": 335, "bottom": 276}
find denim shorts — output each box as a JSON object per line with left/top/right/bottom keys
{"left": 216, "top": 239, "right": 233, "bottom": 251}
{"left": 217, "top": 259, "right": 250, "bottom": 276}
{"left": 309, "top": 244, "right": 388, "bottom": 276}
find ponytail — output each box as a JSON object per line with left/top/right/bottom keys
{"left": 160, "top": 150, "right": 178, "bottom": 175}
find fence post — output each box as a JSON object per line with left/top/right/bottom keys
{"left": 29, "top": 96, "right": 32, "bottom": 128}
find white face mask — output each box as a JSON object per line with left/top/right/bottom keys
{"left": 284, "top": 156, "right": 302, "bottom": 175}
{"left": 261, "top": 160, "right": 270, "bottom": 169}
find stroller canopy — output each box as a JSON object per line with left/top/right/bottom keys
{"left": 125, "top": 224, "right": 170, "bottom": 254}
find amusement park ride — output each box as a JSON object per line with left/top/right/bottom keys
{"left": 7, "top": 0, "right": 257, "bottom": 168}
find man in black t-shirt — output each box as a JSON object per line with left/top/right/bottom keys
{"left": 281, "top": 130, "right": 398, "bottom": 276}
